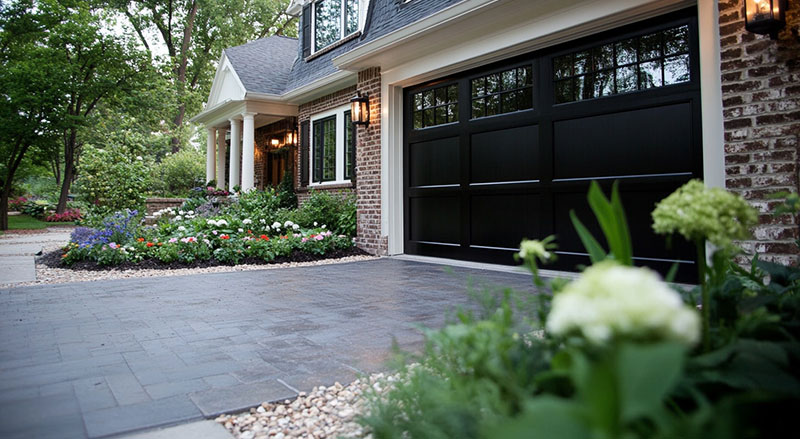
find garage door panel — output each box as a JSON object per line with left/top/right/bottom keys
{"left": 470, "top": 194, "right": 541, "bottom": 250}
{"left": 409, "top": 137, "right": 460, "bottom": 187}
{"left": 471, "top": 125, "right": 540, "bottom": 184}
{"left": 552, "top": 103, "right": 694, "bottom": 180}
{"left": 409, "top": 196, "right": 461, "bottom": 245}
{"left": 552, "top": 186, "right": 695, "bottom": 262}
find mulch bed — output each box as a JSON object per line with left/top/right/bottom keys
{"left": 38, "top": 247, "right": 370, "bottom": 272}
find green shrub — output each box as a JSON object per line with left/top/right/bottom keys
{"left": 74, "top": 146, "right": 150, "bottom": 215}
{"left": 294, "top": 190, "right": 357, "bottom": 236}
{"left": 150, "top": 149, "right": 205, "bottom": 197}
{"left": 276, "top": 171, "right": 298, "bottom": 209}
{"left": 20, "top": 199, "right": 53, "bottom": 219}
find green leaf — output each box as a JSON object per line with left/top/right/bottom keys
{"left": 570, "top": 210, "right": 607, "bottom": 263}
{"left": 587, "top": 181, "right": 633, "bottom": 265}
{"left": 494, "top": 396, "right": 591, "bottom": 439}
{"left": 616, "top": 342, "right": 685, "bottom": 423}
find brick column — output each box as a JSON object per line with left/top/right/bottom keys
{"left": 719, "top": 0, "right": 800, "bottom": 264}
{"left": 355, "top": 67, "right": 387, "bottom": 255}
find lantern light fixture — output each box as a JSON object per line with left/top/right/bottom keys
{"left": 350, "top": 92, "right": 370, "bottom": 126}
{"left": 270, "top": 138, "right": 280, "bottom": 147}
{"left": 745, "top": 0, "right": 787, "bottom": 40}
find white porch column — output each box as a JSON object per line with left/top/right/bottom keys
{"left": 241, "top": 113, "right": 256, "bottom": 191}
{"left": 228, "top": 118, "right": 241, "bottom": 192}
{"left": 216, "top": 128, "right": 227, "bottom": 189}
{"left": 206, "top": 127, "right": 216, "bottom": 185}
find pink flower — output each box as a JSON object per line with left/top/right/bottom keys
{"left": 168, "top": 238, "right": 178, "bottom": 243}
{"left": 315, "top": 235, "right": 324, "bottom": 241}
{"left": 109, "top": 242, "right": 118, "bottom": 249}
{"left": 302, "top": 238, "right": 308, "bottom": 242}
{"left": 212, "top": 230, "right": 218, "bottom": 235}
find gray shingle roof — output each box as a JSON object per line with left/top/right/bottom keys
{"left": 224, "top": 36, "right": 298, "bottom": 95}
{"left": 222, "top": 0, "right": 465, "bottom": 96}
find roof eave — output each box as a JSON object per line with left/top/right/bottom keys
{"left": 334, "top": 0, "right": 500, "bottom": 71}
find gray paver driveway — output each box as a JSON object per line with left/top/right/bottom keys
{"left": 0, "top": 258, "right": 534, "bottom": 439}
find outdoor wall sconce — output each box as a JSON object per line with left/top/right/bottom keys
{"left": 285, "top": 130, "right": 297, "bottom": 146}
{"left": 270, "top": 138, "right": 280, "bottom": 147}
{"left": 350, "top": 92, "right": 370, "bottom": 126}
{"left": 745, "top": 0, "right": 787, "bottom": 39}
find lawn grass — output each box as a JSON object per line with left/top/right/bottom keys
{"left": 1, "top": 214, "right": 75, "bottom": 234}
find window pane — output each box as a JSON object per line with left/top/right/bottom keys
{"left": 639, "top": 32, "right": 662, "bottom": 61}
{"left": 315, "top": 0, "right": 341, "bottom": 51}
{"left": 664, "top": 25, "right": 689, "bottom": 55}
{"left": 434, "top": 106, "right": 446, "bottom": 125}
{"left": 664, "top": 54, "right": 690, "bottom": 85}
{"left": 447, "top": 85, "right": 458, "bottom": 103}
{"left": 313, "top": 122, "right": 324, "bottom": 181}
{"left": 472, "top": 98, "right": 485, "bottom": 118}
{"left": 553, "top": 55, "right": 572, "bottom": 79}
{"left": 471, "top": 78, "right": 485, "bottom": 97}
{"left": 554, "top": 79, "right": 573, "bottom": 103}
{"left": 616, "top": 38, "right": 637, "bottom": 65}
{"left": 575, "top": 75, "right": 591, "bottom": 101}
{"left": 345, "top": 0, "right": 358, "bottom": 35}
{"left": 593, "top": 71, "right": 614, "bottom": 98}
{"left": 639, "top": 60, "right": 663, "bottom": 89}
{"left": 615, "top": 66, "right": 638, "bottom": 93}
{"left": 322, "top": 118, "right": 336, "bottom": 180}
{"left": 518, "top": 66, "right": 533, "bottom": 86}
{"left": 501, "top": 91, "right": 517, "bottom": 113}
{"left": 435, "top": 87, "right": 446, "bottom": 106}
{"left": 486, "top": 94, "right": 499, "bottom": 116}
{"left": 592, "top": 44, "right": 614, "bottom": 71}
{"left": 413, "top": 110, "right": 423, "bottom": 129}
{"left": 487, "top": 74, "right": 500, "bottom": 94}
{"left": 413, "top": 92, "right": 423, "bottom": 110}
{"left": 574, "top": 51, "right": 591, "bottom": 75}
{"left": 502, "top": 69, "right": 516, "bottom": 91}
{"left": 447, "top": 103, "right": 458, "bottom": 122}
{"left": 423, "top": 90, "right": 434, "bottom": 108}
{"left": 423, "top": 108, "right": 434, "bottom": 127}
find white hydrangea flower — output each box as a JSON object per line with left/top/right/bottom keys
{"left": 177, "top": 226, "right": 186, "bottom": 232}
{"left": 314, "top": 222, "right": 318, "bottom": 227}
{"left": 284, "top": 220, "right": 293, "bottom": 227}
{"left": 546, "top": 261, "right": 700, "bottom": 346}
{"left": 238, "top": 228, "right": 244, "bottom": 233}
{"left": 217, "top": 219, "right": 228, "bottom": 226}
{"left": 260, "top": 219, "right": 266, "bottom": 224}
{"left": 272, "top": 221, "right": 281, "bottom": 229}
{"left": 187, "top": 210, "right": 194, "bottom": 215}
{"left": 206, "top": 219, "right": 215, "bottom": 225}
{"left": 242, "top": 219, "right": 252, "bottom": 225}
{"left": 292, "top": 224, "right": 300, "bottom": 231}
{"left": 173, "top": 215, "right": 182, "bottom": 221}
{"left": 321, "top": 225, "right": 326, "bottom": 229}
{"left": 179, "top": 210, "right": 185, "bottom": 215}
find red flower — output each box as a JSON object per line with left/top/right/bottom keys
{"left": 137, "top": 237, "right": 145, "bottom": 242}
{"left": 220, "top": 235, "right": 230, "bottom": 240}
{"left": 157, "top": 243, "right": 163, "bottom": 246}
{"left": 247, "top": 230, "right": 253, "bottom": 234}
{"left": 260, "top": 235, "right": 269, "bottom": 240}
{"left": 146, "top": 242, "right": 154, "bottom": 247}
{"left": 281, "top": 235, "right": 288, "bottom": 240}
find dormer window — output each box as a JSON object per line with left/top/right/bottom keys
{"left": 314, "top": 0, "right": 359, "bottom": 52}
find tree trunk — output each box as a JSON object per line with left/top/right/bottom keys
{"left": 1, "top": 183, "right": 10, "bottom": 231}
{"left": 56, "top": 129, "right": 77, "bottom": 214}
{"left": 170, "top": 103, "right": 186, "bottom": 153}
{"left": 1, "top": 139, "right": 31, "bottom": 230}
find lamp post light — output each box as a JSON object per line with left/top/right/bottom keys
{"left": 745, "top": 0, "right": 787, "bottom": 40}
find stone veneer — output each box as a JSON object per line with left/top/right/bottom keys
{"left": 719, "top": 0, "right": 800, "bottom": 265}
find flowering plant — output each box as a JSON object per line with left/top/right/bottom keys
{"left": 45, "top": 208, "right": 82, "bottom": 222}
{"left": 547, "top": 261, "right": 700, "bottom": 346}
{"left": 652, "top": 179, "right": 758, "bottom": 249}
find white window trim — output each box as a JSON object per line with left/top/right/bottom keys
{"left": 309, "top": 104, "right": 352, "bottom": 186}
{"left": 311, "top": 0, "right": 367, "bottom": 54}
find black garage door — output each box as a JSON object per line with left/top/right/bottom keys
{"left": 403, "top": 8, "right": 702, "bottom": 281}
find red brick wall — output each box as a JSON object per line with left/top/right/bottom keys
{"left": 719, "top": 0, "right": 800, "bottom": 265}
{"left": 354, "top": 67, "right": 386, "bottom": 255}
{"left": 295, "top": 85, "right": 357, "bottom": 205}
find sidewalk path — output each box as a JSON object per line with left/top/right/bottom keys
{"left": 0, "top": 228, "right": 72, "bottom": 284}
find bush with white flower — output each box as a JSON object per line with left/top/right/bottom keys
{"left": 547, "top": 261, "right": 700, "bottom": 346}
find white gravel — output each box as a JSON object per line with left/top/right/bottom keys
{"left": 3, "top": 243, "right": 377, "bottom": 288}
{"left": 216, "top": 372, "right": 399, "bottom": 439}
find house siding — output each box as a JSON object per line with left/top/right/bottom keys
{"left": 719, "top": 0, "right": 800, "bottom": 265}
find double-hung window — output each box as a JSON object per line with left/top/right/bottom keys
{"left": 311, "top": 105, "right": 355, "bottom": 184}
{"left": 314, "top": 0, "right": 359, "bottom": 52}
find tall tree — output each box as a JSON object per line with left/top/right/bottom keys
{"left": 0, "top": 0, "right": 65, "bottom": 229}
{"left": 115, "top": 0, "right": 297, "bottom": 152}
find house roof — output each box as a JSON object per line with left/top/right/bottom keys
{"left": 224, "top": 36, "right": 298, "bottom": 95}
{"left": 217, "top": 0, "right": 465, "bottom": 98}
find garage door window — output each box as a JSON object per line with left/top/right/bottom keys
{"left": 471, "top": 65, "right": 533, "bottom": 118}
{"left": 553, "top": 24, "right": 690, "bottom": 103}
{"left": 412, "top": 84, "right": 458, "bottom": 129}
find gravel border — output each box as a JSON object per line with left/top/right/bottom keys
{"left": 1, "top": 244, "right": 377, "bottom": 288}
{"left": 216, "top": 372, "right": 399, "bottom": 439}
